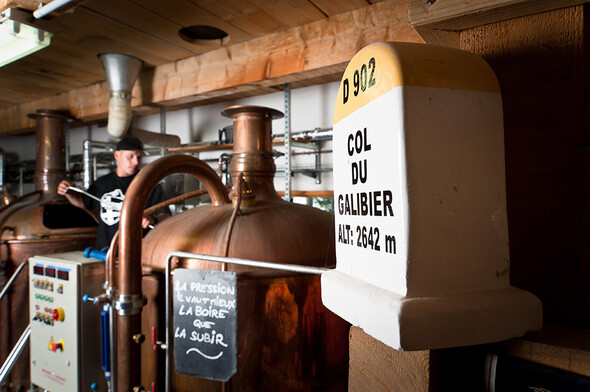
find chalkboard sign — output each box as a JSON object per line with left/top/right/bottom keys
{"left": 173, "top": 269, "right": 237, "bottom": 381}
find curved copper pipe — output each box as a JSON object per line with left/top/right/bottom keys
{"left": 106, "top": 186, "right": 231, "bottom": 290}
{"left": 142, "top": 184, "right": 231, "bottom": 217}
{"left": 116, "top": 154, "right": 229, "bottom": 391}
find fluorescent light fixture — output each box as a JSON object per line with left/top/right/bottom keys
{"left": 0, "top": 9, "right": 52, "bottom": 67}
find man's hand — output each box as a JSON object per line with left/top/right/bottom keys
{"left": 58, "top": 180, "right": 84, "bottom": 208}
{"left": 142, "top": 212, "right": 168, "bottom": 229}
{"left": 142, "top": 216, "right": 154, "bottom": 229}
{"left": 57, "top": 180, "right": 75, "bottom": 195}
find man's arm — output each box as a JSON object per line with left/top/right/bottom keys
{"left": 142, "top": 211, "right": 170, "bottom": 229}
{"left": 142, "top": 182, "right": 171, "bottom": 229}
{"left": 57, "top": 180, "right": 84, "bottom": 209}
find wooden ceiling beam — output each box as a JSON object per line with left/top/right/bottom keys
{"left": 0, "top": 0, "right": 422, "bottom": 136}
{"left": 409, "top": 0, "right": 588, "bottom": 47}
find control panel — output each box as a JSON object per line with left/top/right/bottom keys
{"left": 29, "top": 251, "right": 106, "bottom": 392}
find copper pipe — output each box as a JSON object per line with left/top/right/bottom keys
{"left": 276, "top": 190, "right": 335, "bottom": 198}
{"left": 105, "top": 230, "right": 119, "bottom": 287}
{"left": 116, "top": 314, "right": 141, "bottom": 390}
{"left": 142, "top": 185, "right": 231, "bottom": 217}
{"left": 223, "top": 173, "right": 244, "bottom": 263}
{"left": 108, "top": 185, "right": 232, "bottom": 288}
{"left": 116, "top": 154, "right": 229, "bottom": 392}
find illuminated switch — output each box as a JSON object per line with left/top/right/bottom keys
{"left": 48, "top": 337, "right": 64, "bottom": 352}
{"left": 57, "top": 284, "right": 63, "bottom": 294}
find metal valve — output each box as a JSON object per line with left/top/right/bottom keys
{"left": 151, "top": 326, "right": 167, "bottom": 351}
{"left": 133, "top": 334, "right": 145, "bottom": 344}
{"left": 82, "top": 293, "right": 108, "bottom": 305}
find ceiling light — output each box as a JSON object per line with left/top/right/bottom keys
{"left": 0, "top": 8, "right": 52, "bottom": 68}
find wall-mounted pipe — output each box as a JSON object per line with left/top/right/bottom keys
{"left": 33, "top": 0, "right": 75, "bottom": 19}
{"left": 82, "top": 140, "right": 116, "bottom": 189}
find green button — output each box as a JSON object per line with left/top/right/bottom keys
{"left": 48, "top": 297, "right": 53, "bottom": 303}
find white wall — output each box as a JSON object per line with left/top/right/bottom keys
{"left": 0, "top": 81, "right": 339, "bottom": 196}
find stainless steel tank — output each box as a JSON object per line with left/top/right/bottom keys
{"left": 116, "top": 105, "right": 348, "bottom": 391}
{"left": 0, "top": 109, "right": 97, "bottom": 390}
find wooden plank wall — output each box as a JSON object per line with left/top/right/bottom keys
{"left": 460, "top": 5, "right": 589, "bottom": 330}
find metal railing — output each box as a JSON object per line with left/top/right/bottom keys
{"left": 0, "top": 260, "right": 30, "bottom": 384}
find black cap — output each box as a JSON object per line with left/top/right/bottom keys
{"left": 115, "top": 136, "right": 144, "bottom": 151}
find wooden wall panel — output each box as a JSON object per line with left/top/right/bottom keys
{"left": 461, "top": 5, "right": 589, "bottom": 328}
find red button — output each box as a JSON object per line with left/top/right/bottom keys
{"left": 52, "top": 308, "right": 65, "bottom": 322}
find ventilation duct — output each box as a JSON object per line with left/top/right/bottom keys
{"left": 99, "top": 53, "right": 180, "bottom": 147}
{"left": 99, "top": 53, "right": 143, "bottom": 139}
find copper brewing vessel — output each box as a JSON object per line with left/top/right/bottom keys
{"left": 138, "top": 105, "right": 348, "bottom": 391}
{"left": 0, "top": 110, "right": 97, "bottom": 390}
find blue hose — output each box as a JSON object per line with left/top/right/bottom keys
{"left": 83, "top": 247, "right": 106, "bottom": 261}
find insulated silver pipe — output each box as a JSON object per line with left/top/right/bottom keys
{"left": 83, "top": 140, "right": 92, "bottom": 189}
{"left": 274, "top": 127, "right": 333, "bottom": 142}
{"left": 83, "top": 140, "right": 116, "bottom": 189}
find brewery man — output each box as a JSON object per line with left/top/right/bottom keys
{"left": 58, "top": 135, "right": 169, "bottom": 250}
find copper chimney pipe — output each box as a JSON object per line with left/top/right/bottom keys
{"left": 115, "top": 155, "right": 230, "bottom": 391}
{"left": 27, "top": 109, "right": 72, "bottom": 198}
{"left": 223, "top": 105, "right": 283, "bottom": 202}
{"left": 0, "top": 149, "right": 15, "bottom": 206}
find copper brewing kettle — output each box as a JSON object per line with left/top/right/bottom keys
{"left": 134, "top": 105, "right": 348, "bottom": 391}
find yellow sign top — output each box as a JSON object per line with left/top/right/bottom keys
{"left": 333, "top": 42, "right": 501, "bottom": 124}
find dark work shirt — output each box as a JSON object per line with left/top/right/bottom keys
{"left": 83, "top": 172, "right": 167, "bottom": 250}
